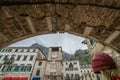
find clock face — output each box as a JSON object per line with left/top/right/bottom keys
{"left": 51, "top": 53, "right": 58, "bottom": 58}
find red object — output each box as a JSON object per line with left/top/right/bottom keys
{"left": 20, "top": 77, "right": 28, "bottom": 80}
{"left": 11, "top": 77, "right": 20, "bottom": 80}
{"left": 92, "top": 53, "right": 116, "bottom": 74}
{"left": 3, "top": 77, "right": 11, "bottom": 80}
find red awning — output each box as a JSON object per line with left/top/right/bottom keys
{"left": 92, "top": 53, "right": 116, "bottom": 73}
{"left": 11, "top": 77, "right": 20, "bottom": 80}
{"left": 20, "top": 77, "right": 28, "bottom": 80}
{"left": 2, "top": 77, "right": 11, "bottom": 80}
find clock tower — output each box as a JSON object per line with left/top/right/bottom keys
{"left": 45, "top": 47, "right": 63, "bottom": 80}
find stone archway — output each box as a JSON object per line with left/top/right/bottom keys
{"left": 0, "top": 0, "right": 120, "bottom": 53}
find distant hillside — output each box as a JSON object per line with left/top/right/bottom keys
{"left": 31, "top": 43, "right": 72, "bottom": 60}
{"left": 31, "top": 43, "right": 49, "bottom": 57}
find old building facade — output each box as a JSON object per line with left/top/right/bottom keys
{"left": 0, "top": 47, "right": 63, "bottom": 80}
{"left": 62, "top": 60, "right": 81, "bottom": 80}
{"left": 62, "top": 60, "right": 99, "bottom": 80}
{"left": 0, "top": 47, "right": 46, "bottom": 80}
{"left": 45, "top": 47, "right": 63, "bottom": 80}
{"left": 80, "top": 65, "right": 101, "bottom": 80}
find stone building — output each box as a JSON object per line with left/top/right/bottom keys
{"left": 31, "top": 49, "right": 47, "bottom": 80}
{"left": 45, "top": 47, "right": 63, "bottom": 80}
{"left": 0, "top": 47, "right": 46, "bottom": 80}
{"left": 62, "top": 60, "right": 81, "bottom": 80}
{"left": 62, "top": 60, "right": 98, "bottom": 80}
{"left": 80, "top": 65, "right": 101, "bottom": 80}
{"left": 0, "top": 0, "right": 120, "bottom": 80}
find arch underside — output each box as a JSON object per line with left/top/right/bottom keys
{"left": 0, "top": 0, "right": 120, "bottom": 52}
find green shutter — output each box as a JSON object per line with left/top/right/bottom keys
{"left": 3, "top": 55, "right": 8, "bottom": 60}
{"left": 23, "top": 66, "right": 27, "bottom": 71}
{"left": 23, "top": 56, "right": 27, "bottom": 61}
{"left": 30, "top": 56, "right": 34, "bottom": 61}
{"left": 15, "top": 49, "right": 18, "bottom": 52}
{"left": 28, "top": 66, "right": 32, "bottom": 71}
{"left": 21, "top": 66, "right": 25, "bottom": 71}
{"left": 17, "top": 55, "right": 21, "bottom": 61}
{"left": 8, "top": 66, "right": 13, "bottom": 71}
{"left": 14, "top": 66, "right": 19, "bottom": 71}
{"left": 0, "top": 65, "right": 2, "bottom": 69}
{"left": 1, "top": 66, "right": 5, "bottom": 71}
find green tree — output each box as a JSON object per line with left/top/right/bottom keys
{"left": 70, "top": 49, "right": 92, "bottom": 65}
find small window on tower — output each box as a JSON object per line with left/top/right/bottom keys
{"left": 52, "top": 47, "right": 59, "bottom": 51}
{"left": 38, "top": 62, "right": 42, "bottom": 66}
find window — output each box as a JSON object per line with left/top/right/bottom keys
{"left": 87, "top": 70, "right": 89, "bottom": 73}
{"left": 0, "top": 65, "right": 2, "bottom": 69}
{"left": 3, "top": 55, "right": 8, "bottom": 60}
{"left": 20, "top": 66, "right": 26, "bottom": 71}
{"left": 24, "top": 66, "right": 27, "bottom": 71}
{"left": 8, "top": 49, "right": 12, "bottom": 52}
{"left": 66, "top": 73, "right": 70, "bottom": 79}
{"left": 7, "top": 66, "right": 12, "bottom": 71}
{"left": 26, "top": 65, "right": 32, "bottom": 71}
{"left": 84, "top": 70, "right": 86, "bottom": 72}
{"left": 1, "top": 66, "right": 5, "bottom": 71}
{"left": 90, "top": 40, "right": 95, "bottom": 46}
{"left": 65, "top": 68, "right": 69, "bottom": 71}
{"left": 1, "top": 49, "right": 5, "bottom": 52}
{"left": 23, "top": 55, "right": 27, "bottom": 61}
{"left": 15, "top": 49, "right": 18, "bottom": 52}
{"left": 38, "top": 62, "right": 42, "bottom": 66}
{"left": 52, "top": 47, "right": 59, "bottom": 51}
{"left": 16, "top": 55, "right": 21, "bottom": 61}
{"left": 69, "top": 63, "right": 73, "bottom": 71}
{"left": 1, "top": 65, "right": 9, "bottom": 72}
{"left": 0, "top": 55, "right": 3, "bottom": 59}
{"left": 33, "top": 49, "right": 36, "bottom": 52}
{"left": 81, "top": 70, "right": 82, "bottom": 73}
{"left": 71, "top": 74, "right": 73, "bottom": 77}
{"left": 20, "top": 65, "right": 24, "bottom": 71}
{"left": 36, "top": 70, "right": 40, "bottom": 76}
{"left": 7, "top": 65, "right": 15, "bottom": 72}
{"left": 20, "top": 49, "right": 24, "bottom": 52}
{"left": 3, "top": 49, "right": 12, "bottom": 52}
{"left": 66, "top": 73, "right": 69, "bottom": 76}
{"left": 29, "top": 55, "right": 34, "bottom": 61}
{"left": 75, "top": 74, "right": 79, "bottom": 77}
{"left": 74, "top": 68, "right": 78, "bottom": 70}
{"left": 10, "top": 65, "right": 15, "bottom": 71}
{"left": 75, "top": 74, "right": 80, "bottom": 79}
{"left": 14, "top": 65, "right": 20, "bottom": 71}
{"left": 66, "top": 63, "right": 68, "bottom": 65}
{"left": 27, "top": 49, "right": 29, "bottom": 52}
{"left": 74, "top": 62, "right": 77, "bottom": 65}
{"left": 19, "top": 65, "right": 23, "bottom": 71}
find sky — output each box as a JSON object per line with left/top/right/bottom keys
{"left": 10, "top": 32, "right": 88, "bottom": 54}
